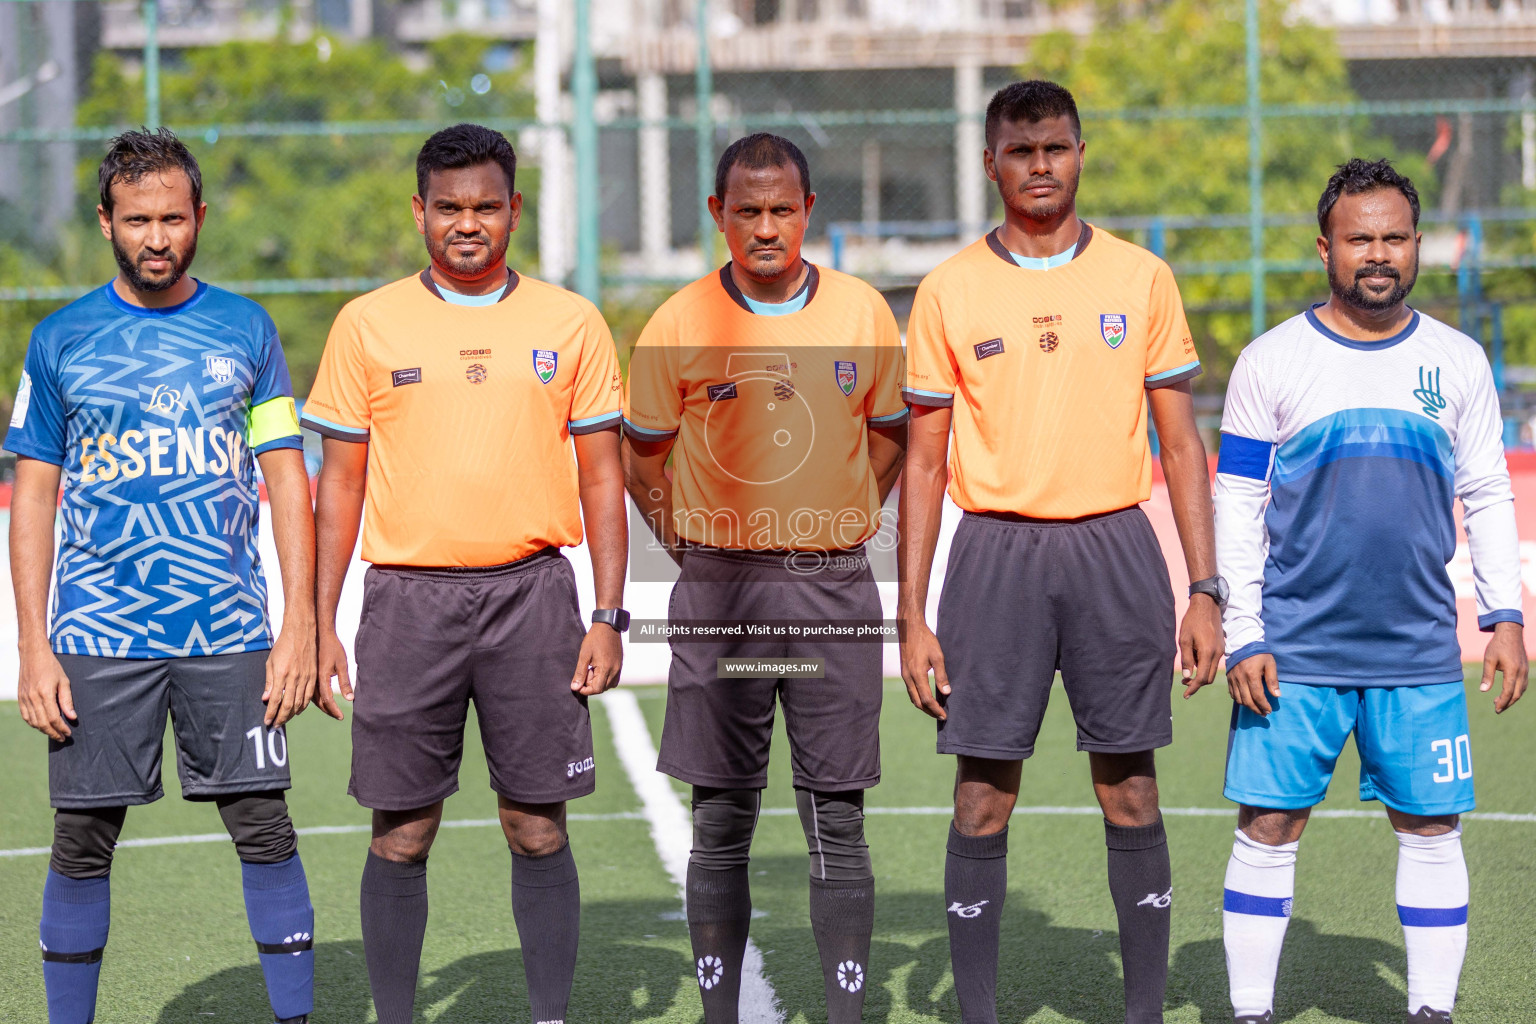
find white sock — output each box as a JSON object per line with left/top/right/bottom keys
{"left": 1223, "top": 828, "right": 1297, "bottom": 1018}
{"left": 1396, "top": 826, "right": 1468, "bottom": 1015}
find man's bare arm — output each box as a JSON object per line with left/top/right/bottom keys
{"left": 868, "top": 423, "right": 908, "bottom": 506}
{"left": 312, "top": 437, "right": 367, "bottom": 719}
{"left": 621, "top": 435, "right": 679, "bottom": 559}
{"left": 898, "top": 405, "right": 952, "bottom": 719}
{"left": 11, "top": 457, "right": 74, "bottom": 740}
{"left": 1148, "top": 381, "right": 1224, "bottom": 692}
{"left": 573, "top": 427, "right": 626, "bottom": 695}
{"left": 256, "top": 448, "right": 317, "bottom": 727}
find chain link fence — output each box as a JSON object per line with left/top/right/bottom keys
{"left": 5, "top": 0, "right": 1536, "bottom": 441}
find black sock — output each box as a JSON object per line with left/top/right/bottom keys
{"left": 944, "top": 825, "right": 1008, "bottom": 1024}
{"left": 359, "top": 852, "right": 428, "bottom": 1024}
{"left": 1104, "top": 817, "right": 1171, "bottom": 1024}
{"left": 511, "top": 841, "right": 581, "bottom": 1024}
{"left": 809, "top": 875, "right": 875, "bottom": 1023}
{"left": 686, "top": 863, "right": 752, "bottom": 1024}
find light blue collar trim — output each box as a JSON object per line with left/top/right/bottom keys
{"left": 438, "top": 284, "right": 508, "bottom": 307}
{"left": 741, "top": 289, "right": 809, "bottom": 317}
{"left": 1009, "top": 245, "right": 1078, "bottom": 271}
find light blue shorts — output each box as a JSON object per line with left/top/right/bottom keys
{"left": 1223, "top": 680, "right": 1474, "bottom": 816}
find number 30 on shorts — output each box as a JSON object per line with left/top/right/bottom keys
{"left": 245, "top": 725, "right": 289, "bottom": 771}
{"left": 1431, "top": 734, "right": 1472, "bottom": 784}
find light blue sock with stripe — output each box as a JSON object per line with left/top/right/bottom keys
{"left": 1396, "top": 826, "right": 1467, "bottom": 1016}
{"left": 40, "top": 870, "right": 111, "bottom": 1024}
{"left": 241, "top": 854, "right": 315, "bottom": 1022}
{"left": 1222, "top": 829, "right": 1296, "bottom": 1019}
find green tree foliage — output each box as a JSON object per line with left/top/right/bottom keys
{"left": 0, "top": 33, "right": 537, "bottom": 407}
{"left": 1023, "top": 0, "right": 1433, "bottom": 379}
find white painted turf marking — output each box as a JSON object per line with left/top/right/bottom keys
{"left": 602, "top": 690, "right": 786, "bottom": 1024}
{"left": 3, "top": 804, "right": 1531, "bottom": 860}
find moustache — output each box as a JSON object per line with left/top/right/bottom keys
{"left": 1020, "top": 177, "right": 1061, "bottom": 191}
{"left": 1355, "top": 264, "right": 1400, "bottom": 281}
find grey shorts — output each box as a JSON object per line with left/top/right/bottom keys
{"left": 49, "top": 650, "right": 288, "bottom": 809}
{"left": 935, "top": 507, "right": 1177, "bottom": 760}
{"left": 657, "top": 546, "right": 883, "bottom": 791}
{"left": 349, "top": 547, "right": 595, "bottom": 811}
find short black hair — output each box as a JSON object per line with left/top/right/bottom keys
{"left": 98, "top": 128, "right": 203, "bottom": 214}
{"left": 714, "top": 133, "right": 811, "bottom": 201}
{"left": 1317, "top": 157, "right": 1420, "bottom": 237}
{"left": 416, "top": 123, "right": 517, "bottom": 197}
{"left": 985, "top": 80, "right": 1081, "bottom": 150}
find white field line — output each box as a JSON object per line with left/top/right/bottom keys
{"left": 4, "top": 804, "right": 1530, "bottom": 860}
{"left": 601, "top": 690, "right": 785, "bottom": 1024}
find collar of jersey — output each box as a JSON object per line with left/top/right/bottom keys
{"left": 103, "top": 277, "right": 208, "bottom": 318}
{"left": 1305, "top": 303, "right": 1420, "bottom": 351}
{"left": 418, "top": 267, "right": 520, "bottom": 304}
{"left": 986, "top": 220, "right": 1093, "bottom": 268}
{"left": 719, "top": 262, "right": 818, "bottom": 315}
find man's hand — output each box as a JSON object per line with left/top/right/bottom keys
{"left": 900, "top": 617, "right": 949, "bottom": 720}
{"left": 1481, "top": 621, "right": 1527, "bottom": 714}
{"left": 18, "top": 645, "right": 76, "bottom": 741}
{"left": 1179, "top": 593, "right": 1225, "bottom": 698}
{"left": 263, "top": 620, "right": 317, "bottom": 728}
{"left": 314, "top": 629, "right": 353, "bottom": 721}
{"left": 1227, "top": 652, "right": 1279, "bottom": 716}
{"left": 572, "top": 623, "right": 622, "bottom": 696}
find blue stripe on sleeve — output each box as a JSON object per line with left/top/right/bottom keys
{"left": 1226, "top": 641, "right": 1272, "bottom": 670}
{"left": 1146, "top": 360, "right": 1201, "bottom": 383}
{"left": 1478, "top": 609, "right": 1524, "bottom": 631}
{"left": 869, "top": 409, "right": 910, "bottom": 425}
{"left": 1223, "top": 890, "right": 1293, "bottom": 917}
{"left": 621, "top": 417, "right": 677, "bottom": 441}
{"left": 1217, "top": 433, "right": 1275, "bottom": 481}
{"left": 1397, "top": 904, "right": 1468, "bottom": 927}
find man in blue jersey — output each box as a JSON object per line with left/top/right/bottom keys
{"left": 6, "top": 129, "right": 319, "bottom": 1024}
{"left": 1208, "top": 158, "right": 1527, "bottom": 1024}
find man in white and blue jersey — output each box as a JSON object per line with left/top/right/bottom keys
{"left": 5, "top": 130, "right": 319, "bottom": 1024}
{"left": 1208, "top": 159, "right": 1527, "bottom": 1024}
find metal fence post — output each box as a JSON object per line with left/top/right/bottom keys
{"left": 143, "top": 0, "right": 160, "bottom": 128}
{"left": 1245, "top": 0, "right": 1264, "bottom": 342}
{"left": 696, "top": 0, "right": 714, "bottom": 272}
{"left": 572, "top": 0, "right": 599, "bottom": 302}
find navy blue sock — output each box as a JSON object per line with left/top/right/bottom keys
{"left": 241, "top": 854, "right": 315, "bottom": 1022}
{"left": 40, "top": 870, "right": 110, "bottom": 1024}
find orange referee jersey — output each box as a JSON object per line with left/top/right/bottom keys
{"left": 625, "top": 264, "right": 907, "bottom": 552}
{"left": 302, "top": 270, "right": 622, "bottom": 566}
{"left": 904, "top": 225, "right": 1199, "bottom": 519}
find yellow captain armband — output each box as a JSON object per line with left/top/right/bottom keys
{"left": 246, "top": 396, "right": 302, "bottom": 450}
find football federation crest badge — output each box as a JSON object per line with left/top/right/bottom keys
{"left": 533, "top": 349, "right": 558, "bottom": 384}
{"left": 1100, "top": 314, "right": 1127, "bottom": 349}
{"left": 835, "top": 360, "right": 857, "bottom": 396}
{"left": 206, "top": 356, "right": 235, "bottom": 384}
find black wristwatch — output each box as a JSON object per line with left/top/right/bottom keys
{"left": 1188, "top": 575, "right": 1229, "bottom": 610}
{"left": 592, "top": 608, "right": 631, "bottom": 632}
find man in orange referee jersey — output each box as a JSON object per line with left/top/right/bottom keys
{"left": 899, "top": 82, "right": 1225, "bottom": 1024}
{"left": 624, "top": 134, "right": 906, "bottom": 1023}
{"left": 303, "top": 124, "right": 628, "bottom": 1024}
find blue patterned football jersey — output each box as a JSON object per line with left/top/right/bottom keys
{"left": 4, "top": 280, "right": 304, "bottom": 659}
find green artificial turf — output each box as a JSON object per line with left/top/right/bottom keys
{"left": 1, "top": 670, "right": 1531, "bottom": 1022}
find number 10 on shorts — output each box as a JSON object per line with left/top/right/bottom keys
{"left": 1431, "top": 734, "right": 1472, "bottom": 784}
{"left": 246, "top": 725, "right": 290, "bottom": 771}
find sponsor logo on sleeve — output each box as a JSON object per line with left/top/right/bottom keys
{"left": 707, "top": 382, "right": 738, "bottom": 402}
{"left": 1100, "top": 314, "right": 1127, "bottom": 349}
{"left": 10, "top": 371, "right": 31, "bottom": 428}
{"left": 391, "top": 367, "right": 423, "bottom": 387}
{"left": 973, "top": 338, "right": 1005, "bottom": 360}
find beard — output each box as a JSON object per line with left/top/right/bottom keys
{"left": 427, "top": 229, "right": 510, "bottom": 279}
{"left": 112, "top": 229, "right": 197, "bottom": 293}
{"left": 1329, "top": 255, "right": 1417, "bottom": 312}
{"left": 1009, "top": 172, "right": 1079, "bottom": 223}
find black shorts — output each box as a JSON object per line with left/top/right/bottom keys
{"left": 935, "top": 507, "right": 1176, "bottom": 760}
{"left": 349, "top": 547, "right": 594, "bottom": 810}
{"left": 49, "top": 651, "right": 288, "bottom": 809}
{"left": 657, "top": 546, "right": 883, "bottom": 791}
